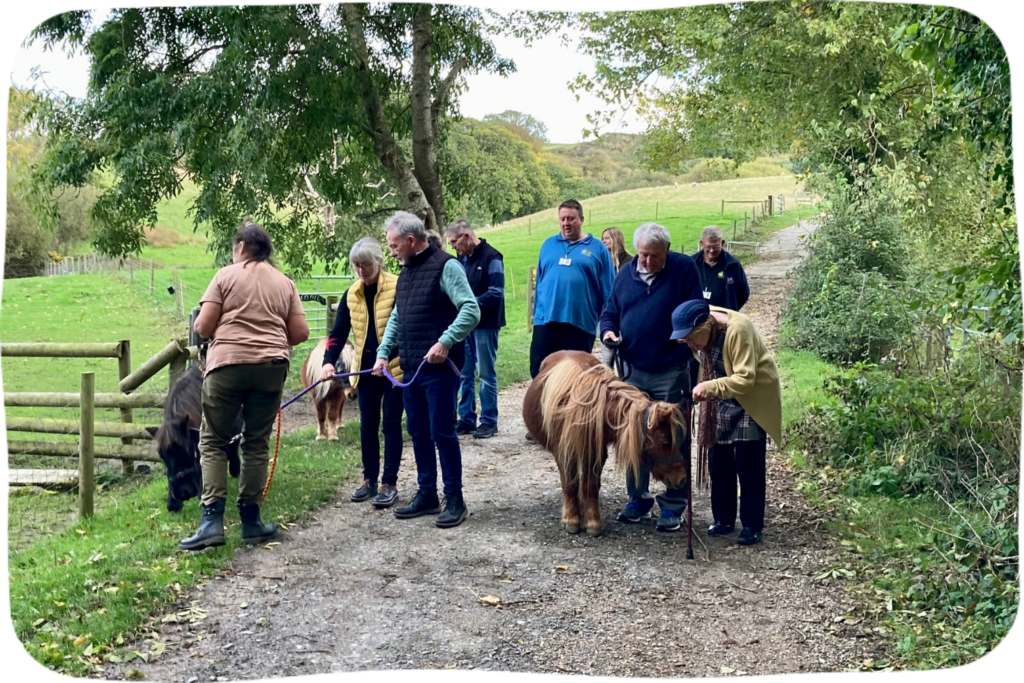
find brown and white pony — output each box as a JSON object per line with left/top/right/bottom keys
{"left": 523, "top": 350, "right": 688, "bottom": 536}
{"left": 300, "top": 338, "right": 357, "bottom": 442}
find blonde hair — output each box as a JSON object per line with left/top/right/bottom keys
{"left": 602, "top": 227, "right": 631, "bottom": 270}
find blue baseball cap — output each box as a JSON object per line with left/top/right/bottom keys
{"left": 670, "top": 300, "right": 711, "bottom": 340}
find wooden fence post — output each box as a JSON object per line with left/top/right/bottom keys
{"left": 169, "top": 338, "right": 188, "bottom": 390}
{"left": 188, "top": 307, "right": 202, "bottom": 371}
{"left": 721, "top": 199, "right": 725, "bottom": 215}
{"left": 527, "top": 267, "right": 537, "bottom": 332}
{"left": 79, "top": 372, "right": 95, "bottom": 519}
{"left": 655, "top": 202, "right": 659, "bottom": 221}
{"left": 326, "top": 295, "right": 338, "bottom": 333}
{"left": 116, "top": 340, "right": 134, "bottom": 477}
{"left": 150, "top": 260, "right": 155, "bottom": 295}
{"left": 733, "top": 219, "right": 738, "bottom": 241}
{"left": 528, "top": 218, "right": 532, "bottom": 236}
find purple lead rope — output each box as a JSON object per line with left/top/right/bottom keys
{"left": 279, "top": 357, "right": 460, "bottom": 411}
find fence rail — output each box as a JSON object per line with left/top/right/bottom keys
{"left": 44, "top": 254, "right": 162, "bottom": 277}
{"left": 4, "top": 339, "right": 191, "bottom": 521}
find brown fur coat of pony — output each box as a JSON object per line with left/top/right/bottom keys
{"left": 523, "top": 350, "right": 688, "bottom": 536}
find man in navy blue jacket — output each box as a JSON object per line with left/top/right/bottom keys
{"left": 446, "top": 219, "right": 506, "bottom": 440}
{"left": 600, "top": 222, "right": 703, "bottom": 532}
{"left": 689, "top": 226, "right": 750, "bottom": 311}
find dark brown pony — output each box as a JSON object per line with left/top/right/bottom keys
{"left": 523, "top": 351, "right": 688, "bottom": 536}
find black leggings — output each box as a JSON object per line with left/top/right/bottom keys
{"left": 356, "top": 374, "right": 404, "bottom": 486}
{"left": 710, "top": 434, "right": 767, "bottom": 532}
{"left": 529, "top": 322, "right": 596, "bottom": 378}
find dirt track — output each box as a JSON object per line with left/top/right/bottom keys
{"left": 107, "top": 220, "right": 887, "bottom": 681}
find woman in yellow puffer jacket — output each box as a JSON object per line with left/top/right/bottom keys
{"left": 321, "top": 237, "right": 405, "bottom": 508}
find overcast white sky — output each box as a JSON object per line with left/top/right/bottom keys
{"left": 5, "top": 1, "right": 650, "bottom": 144}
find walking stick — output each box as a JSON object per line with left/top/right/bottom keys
{"left": 686, "top": 400, "right": 694, "bottom": 561}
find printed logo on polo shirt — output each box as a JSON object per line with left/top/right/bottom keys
{"left": 581, "top": 249, "right": 592, "bottom": 257}
{"left": 717, "top": 271, "right": 725, "bottom": 278}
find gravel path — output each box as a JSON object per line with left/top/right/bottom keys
{"left": 107, "top": 219, "right": 887, "bottom": 681}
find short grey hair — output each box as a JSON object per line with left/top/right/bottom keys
{"left": 349, "top": 237, "right": 384, "bottom": 267}
{"left": 702, "top": 226, "right": 724, "bottom": 242}
{"left": 633, "top": 223, "right": 672, "bottom": 251}
{"left": 445, "top": 218, "right": 475, "bottom": 240}
{"left": 385, "top": 211, "right": 426, "bottom": 241}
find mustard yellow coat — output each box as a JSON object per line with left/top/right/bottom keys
{"left": 694, "top": 306, "right": 783, "bottom": 447}
{"left": 346, "top": 272, "right": 403, "bottom": 389}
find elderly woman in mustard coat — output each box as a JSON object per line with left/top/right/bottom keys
{"left": 671, "top": 299, "right": 782, "bottom": 546}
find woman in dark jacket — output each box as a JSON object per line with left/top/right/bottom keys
{"left": 602, "top": 227, "right": 632, "bottom": 272}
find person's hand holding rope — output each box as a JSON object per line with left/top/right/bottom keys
{"left": 371, "top": 358, "right": 388, "bottom": 376}
{"left": 426, "top": 341, "right": 449, "bottom": 364}
{"left": 691, "top": 382, "right": 709, "bottom": 402}
{"left": 320, "top": 363, "right": 335, "bottom": 382}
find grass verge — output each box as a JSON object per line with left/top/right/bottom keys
{"left": 777, "top": 350, "right": 1019, "bottom": 671}
{"left": 9, "top": 425, "right": 360, "bottom": 677}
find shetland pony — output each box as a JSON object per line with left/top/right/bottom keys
{"left": 523, "top": 350, "right": 688, "bottom": 537}
{"left": 300, "top": 338, "right": 357, "bottom": 442}
{"left": 147, "top": 367, "right": 242, "bottom": 512}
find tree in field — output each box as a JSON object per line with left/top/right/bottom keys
{"left": 483, "top": 109, "right": 549, "bottom": 141}
{"left": 26, "top": 4, "right": 515, "bottom": 272}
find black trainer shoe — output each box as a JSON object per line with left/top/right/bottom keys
{"left": 351, "top": 479, "right": 377, "bottom": 502}
{"left": 737, "top": 528, "right": 763, "bottom": 545}
{"left": 179, "top": 499, "right": 226, "bottom": 551}
{"left": 436, "top": 493, "right": 467, "bottom": 528}
{"left": 238, "top": 500, "right": 278, "bottom": 545}
{"left": 393, "top": 489, "right": 442, "bottom": 519}
{"left": 371, "top": 484, "right": 399, "bottom": 509}
{"left": 616, "top": 499, "right": 654, "bottom": 523}
{"left": 473, "top": 424, "right": 497, "bottom": 439}
{"left": 707, "top": 521, "right": 735, "bottom": 536}
{"left": 456, "top": 421, "right": 477, "bottom": 436}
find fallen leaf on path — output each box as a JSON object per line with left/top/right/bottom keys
{"left": 555, "top": 565, "right": 569, "bottom": 572}
{"left": 479, "top": 595, "right": 502, "bottom": 607}
{"left": 239, "top": 602, "right": 249, "bottom": 609}
{"left": 126, "top": 670, "right": 146, "bottom": 680}
{"left": 721, "top": 666, "right": 736, "bottom": 674}
{"left": 262, "top": 542, "right": 281, "bottom": 550}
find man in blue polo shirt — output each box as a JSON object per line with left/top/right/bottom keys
{"left": 601, "top": 222, "right": 703, "bottom": 531}
{"left": 528, "top": 198, "right": 615, "bottom": 440}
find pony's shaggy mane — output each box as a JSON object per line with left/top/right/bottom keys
{"left": 303, "top": 339, "right": 355, "bottom": 402}
{"left": 538, "top": 358, "right": 685, "bottom": 489}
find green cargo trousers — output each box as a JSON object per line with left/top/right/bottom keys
{"left": 200, "top": 360, "right": 288, "bottom": 506}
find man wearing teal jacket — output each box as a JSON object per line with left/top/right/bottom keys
{"left": 374, "top": 211, "right": 480, "bottom": 528}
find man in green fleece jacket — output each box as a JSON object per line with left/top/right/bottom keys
{"left": 374, "top": 211, "right": 480, "bottom": 528}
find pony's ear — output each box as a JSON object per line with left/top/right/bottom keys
{"left": 654, "top": 403, "right": 676, "bottom": 424}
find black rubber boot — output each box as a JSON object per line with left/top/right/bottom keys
{"left": 238, "top": 500, "right": 278, "bottom": 545}
{"left": 179, "top": 499, "right": 226, "bottom": 551}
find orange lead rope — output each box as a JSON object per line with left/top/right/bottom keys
{"left": 261, "top": 409, "right": 283, "bottom": 504}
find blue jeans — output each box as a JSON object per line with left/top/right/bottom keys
{"left": 403, "top": 366, "right": 463, "bottom": 496}
{"left": 458, "top": 328, "right": 500, "bottom": 427}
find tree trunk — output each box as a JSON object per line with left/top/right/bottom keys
{"left": 341, "top": 4, "right": 436, "bottom": 232}
{"left": 411, "top": 7, "right": 446, "bottom": 230}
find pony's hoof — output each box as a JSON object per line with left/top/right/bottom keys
{"left": 564, "top": 522, "right": 580, "bottom": 534}
{"left": 315, "top": 434, "right": 326, "bottom": 441}
{"left": 585, "top": 524, "right": 603, "bottom": 537}
{"left": 327, "top": 435, "right": 339, "bottom": 443}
